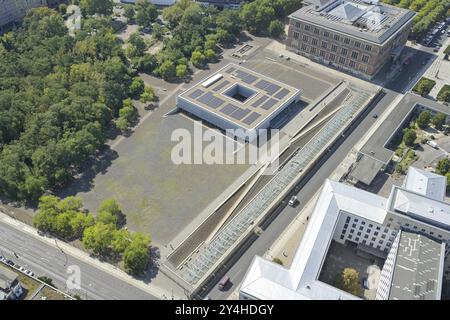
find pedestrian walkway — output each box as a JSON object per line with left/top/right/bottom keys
{"left": 425, "top": 37, "right": 450, "bottom": 99}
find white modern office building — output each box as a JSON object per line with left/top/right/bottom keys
{"left": 239, "top": 167, "right": 449, "bottom": 300}
{"left": 177, "top": 64, "right": 301, "bottom": 142}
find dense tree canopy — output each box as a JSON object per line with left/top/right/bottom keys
{"left": 80, "top": 0, "right": 113, "bottom": 16}
{"left": 0, "top": 8, "right": 141, "bottom": 202}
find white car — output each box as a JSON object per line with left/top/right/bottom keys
{"left": 288, "top": 196, "right": 298, "bottom": 207}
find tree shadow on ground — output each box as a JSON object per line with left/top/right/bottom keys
{"left": 58, "top": 145, "right": 119, "bottom": 198}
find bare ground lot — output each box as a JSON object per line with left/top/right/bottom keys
{"left": 63, "top": 110, "right": 249, "bottom": 245}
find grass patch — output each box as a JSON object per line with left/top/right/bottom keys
{"left": 16, "top": 273, "right": 41, "bottom": 299}
{"left": 437, "top": 84, "right": 450, "bottom": 103}
{"left": 396, "top": 148, "right": 418, "bottom": 173}
{"left": 445, "top": 45, "right": 450, "bottom": 55}
{"left": 37, "top": 286, "right": 69, "bottom": 300}
{"left": 413, "top": 77, "right": 436, "bottom": 97}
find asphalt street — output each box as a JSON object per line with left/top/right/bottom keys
{"left": 0, "top": 222, "right": 157, "bottom": 300}
{"left": 207, "top": 89, "right": 399, "bottom": 299}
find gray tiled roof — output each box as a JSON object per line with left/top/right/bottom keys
{"left": 389, "top": 231, "right": 444, "bottom": 300}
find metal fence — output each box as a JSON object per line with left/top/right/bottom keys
{"left": 181, "top": 90, "right": 371, "bottom": 284}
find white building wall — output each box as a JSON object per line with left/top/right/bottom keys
{"left": 177, "top": 93, "right": 300, "bottom": 142}
{"left": 333, "top": 211, "right": 397, "bottom": 253}
{"left": 376, "top": 231, "right": 401, "bottom": 300}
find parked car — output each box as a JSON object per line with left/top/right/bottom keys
{"left": 25, "top": 270, "right": 34, "bottom": 277}
{"left": 372, "top": 114, "right": 378, "bottom": 119}
{"left": 427, "top": 140, "right": 438, "bottom": 149}
{"left": 6, "top": 259, "right": 14, "bottom": 266}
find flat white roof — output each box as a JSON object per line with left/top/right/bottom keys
{"left": 240, "top": 167, "right": 450, "bottom": 300}
{"left": 404, "top": 167, "right": 446, "bottom": 201}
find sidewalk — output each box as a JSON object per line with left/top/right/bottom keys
{"left": 424, "top": 37, "right": 450, "bottom": 99}
{"left": 0, "top": 210, "right": 185, "bottom": 300}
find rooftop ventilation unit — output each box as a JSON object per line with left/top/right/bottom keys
{"left": 202, "top": 73, "right": 223, "bottom": 88}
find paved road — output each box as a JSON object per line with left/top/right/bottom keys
{"left": 207, "top": 89, "right": 399, "bottom": 299}
{"left": 0, "top": 222, "right": 157, "bottom": 300}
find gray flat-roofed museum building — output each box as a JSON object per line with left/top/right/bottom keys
{"left": 177, "top": 64, "right": 301, "bottom": 141}
{"left": 286, "top": 0, "right": 415, "bottom": 78}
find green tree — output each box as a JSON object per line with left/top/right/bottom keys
{"left": 82, "top": 223, "right": 115, "bottom": 256}
{"left": 115, "top": 117, "right": 129, "bottom": 132}
{"left": 216, "top": 9, "right": 242, "bottom": 36}
{"left": 123, "top": 233, "right": 151, "bottom": 275}
{"left": 191, "top": 50, "right": 206, "bottom": 68}
{"left": 432, "top": 112, "right": 446, "bottom": 130}
{"left": 416, "top": 111, "right": 431, "bottom": 129}
{"left": 446, "top": 172, "right": 450, "bottom": 190}
{"left": 127, "top": 33, "right": 147, "bottom": 58}
{"left": 140, "top": 86, "right": 156, "bottom": 102}
{"left": 215, "top": 28, "right": 235, "bottom": 45}
{"left": 337, "top": 268, "right": 360, "bottom": 296}
{"left": 158, "top": 60, "right": 176, "bottom": 81}
{"left": 112, "top": 228, "right": 132, "bottom": 254}
{"left": 205, "top": 49, "right": 216, "bottom": 61}
{"left": 97, "top": 210, "right": 118, "bottom": 225}
{"left": 129, "top": 77, "right": 145, "bottom": 98}
{"left": 124, "top": 6, "right": 135, "bottom": 23}
{"left": 131, "top": 53, "right": 157, "bottom": 73}
{"left": 436, "top": 158, "right": 450, "bottom": 175}
{"left": 176, "top": 64, "right": 187, "bottom": 78}
{"left": 152, "top": 23, "right": 163, "bottom": 40}
{"left": 135, "top": 0, "right": 158, "bottom": 28}
{"left": 80, "top": 0, "right": 113, "bottom": 16}
{"left": 269, "top": 20, "right": 285, "bottom": 38}
{"left": 403, "top": 128, "right": 417, "bottom": 147}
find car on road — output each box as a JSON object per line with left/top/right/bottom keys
{"left": 434, "top": 47, "right": 439, "bottom": 52}
{"left": 218, "top": 275, "right": 230, "bottom": 291}
{"left": 372, "top": 114, "right": 378, "bottom": 119}
{"left": 288, "top": 196, "right": 298, "bottom": 207}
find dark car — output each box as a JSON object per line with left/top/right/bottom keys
{"left": 372, "top": 114, "right": 378, "bottom": 119}
{"left": 6, "top": 259, "right": 14, "bottom": 266}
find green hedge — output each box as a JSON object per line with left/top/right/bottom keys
{"left": 437, "top": 84, "right": 450, "bottom": 102}
{"left": 413, "top": 77, "right": 437, "bottom": 97}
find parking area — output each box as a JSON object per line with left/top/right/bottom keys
{"left": 318, "top": 241, "right": 385, "bottom": 299}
